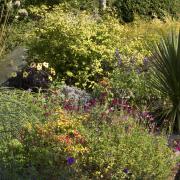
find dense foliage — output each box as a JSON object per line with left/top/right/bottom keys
{"left": 0, "top": 93, "right": 176, "bottom": 178}
{"left": 113, "top": 0, "right": 177, "bottom": 22}
{"left": 0, "top": 108, "right": 87, "bottom": 179}
{"left": 82, "top": 120, "right": 175, "bottom": 179}
{"left": 108, "top": 55, "right": 161, "bottom": 106}
{"left": 27, "top": 5, "right": 175, "bottom": 89}
{"left": 23, "top": 0, "right": 98, "bottom": 10}
{"left": 0, "top": 0, "right": 180, "bottom": 178}
{"left": 0, "top": 89, "right": 44, "bottom": 141}
{"left": 150, "top": 30, "right": 180, "bottom": 133}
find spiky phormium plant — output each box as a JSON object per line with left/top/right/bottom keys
{"left": 151, "top": 29, "right": 180, "bottom": 133}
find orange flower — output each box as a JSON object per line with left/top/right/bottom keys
{"left": 65, "top": 135, "right": 72, "bottom": 144}
{"left": 99, "top": 77, "right": 110, "bottom": 87}
{"left": 73, "top": 130, "right": 80, "bottom": 137}
{"left": 58, "top": 135, "right": 73, "bottom": 145}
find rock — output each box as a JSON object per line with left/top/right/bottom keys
{"left": 0, "top": 47, "right": 27, "bottom": 86}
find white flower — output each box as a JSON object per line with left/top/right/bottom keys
{"left": 50, "top": 68, "right": 56, "bottom": 76}
{"left": 48, "top": 76, "right": 53, "bottom": 81}
{"left": 10, "top": 72, "right": 17, "bottom": 78}
{"left": 7, "top": 1, "right": 13, "bottom": 9}
{"left": 36, "top": 63, "right": 42, "bottom": 71}
{"left": 23, "top": 71, "right": 29, "bottom": 78}
{"left": 14, "top": 1, "right": 21, "bottom": 8}
{"left": 30, "top": 62, "right": 36, "bottom": 68}
{"left": 43, "top": 62, "right": 49, "bottom": 68}
{"left": 18, "top": 9, "right": 28, "bottom": 17}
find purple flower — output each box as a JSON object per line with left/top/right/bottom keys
{"left": 123, "top": 168, "right": 129, "bottom": 174}
{"left": 136, "top": 68, "right": 141, "bottom": 74}
{"left": 67, "top": 157, "right": 75, "bottom": 165}
{"left": 143, "top": 57, "right": 149, "bottom": 65}
{"left": 115, "top": 48, "right": 122, "bottom": 66}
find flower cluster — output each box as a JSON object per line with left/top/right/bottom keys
{"left": 115, "top": 49, "right": 151, "bottom": 74}
{"left": 8, "top": 62, "right": 56, "bottom": 91}
{"left": 19, "top": 108, "right": 89, "bottom": 171}
{"left": 59, "top": 90, "right": 157, "bottom": 131}
{"left": 173, "top": 140, "right": 180, "bottom": 152}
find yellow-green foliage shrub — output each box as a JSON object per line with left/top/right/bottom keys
{"left": 27, "top": 5, "right": 180, "bottom": 89}
{"left": 80, "top": 115, "right": 177, "bottom": 179}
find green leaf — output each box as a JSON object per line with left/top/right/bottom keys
{"left": 66, "top": 71, "right": 74, "bottom": 77}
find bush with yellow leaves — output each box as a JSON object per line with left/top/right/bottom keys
{"left": 27, "top": 4, "right": 180, "bottom": 89}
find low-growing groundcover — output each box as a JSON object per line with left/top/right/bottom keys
{"left": 0, "top": 90, "right": 177, "bottom": 179}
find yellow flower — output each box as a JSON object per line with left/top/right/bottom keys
{"left": 30, "top": 62, "right": 36, "bottom": 68}
{"left": 36, "top": 63, "right": 42, "bottom": 71}
{"left": 23, "top": 71, "right": 29, "bottom": 78}
{"left": 50, "top": 68, "right": 56, "bottom": 76}
{"left": 43, "top": 62, "right": 49, "bottom": 68}
{"left": 48, "top": 76, "right": 53, "bottom": 81}
{"left": 10, "top": 72, "right": 17, "bottom": 78}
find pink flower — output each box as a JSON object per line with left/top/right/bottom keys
{"left": 111, "top": 99, "right": 118, "bottom": 105}
{"left": 175, "top": 146, "right": 180, "bottom": 152}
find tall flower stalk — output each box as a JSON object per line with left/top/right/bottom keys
{"left": 0, "top": 1, "right": 11, "bottom": 57}
{"left": 0, "top": 1, "right": 27, "bottom": 86}
{"left": 150, "top": 29, "right": 180, "bottom": 133}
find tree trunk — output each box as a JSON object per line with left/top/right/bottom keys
{"left": 99, "top": 0, "right": 106, "bottom": 11}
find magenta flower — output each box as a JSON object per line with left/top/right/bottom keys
{"left": 175, "top": 146, "right": 180, "bottom": 152}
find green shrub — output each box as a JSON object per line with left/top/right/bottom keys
{"left": 23, "top": 0, "right": 63, "bottom": 6}
{"left": 28, "top": 7, "right": 118, "bottom": 89}
{"left": 80, "top": 118, "right": 176, "bottom": 179}
{"left": 0, "top": 89, "right": 49, "bottom": 177}
{"left": 0, "top": 89, "right": 48, "bottom": 140}
{"left": 108, "top": 58, "right": 162, "bottom": 107}
{"left": 113, "top": 0, "right": 177, "bottom": 22}
{"left": 23, "top": 0, "right": 97, "bottom": 10}
{"left": 27, "top": 5, "right": 158, "bottom": 89}
{"left": 24, "top": 5, "right": 179, "bottom": 90}
{"left": 0, "top": 108, "right": 88, "bottom": 178}
{"left": 0, "top": 93, "right": 176, "bottom": 179}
